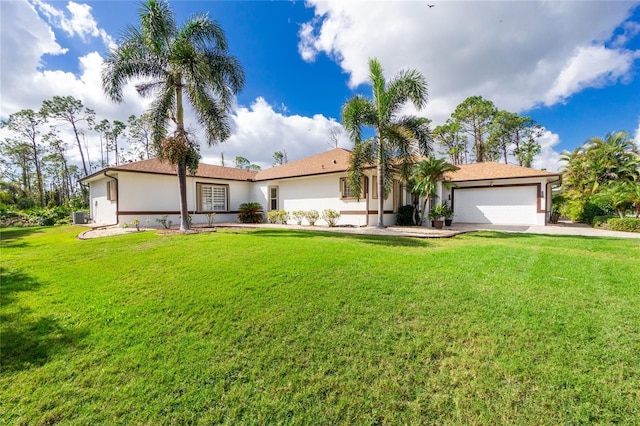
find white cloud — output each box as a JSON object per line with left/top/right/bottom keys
{"left": 299, "top": 1, "right": 638, "bottom": 119}
{"left": 298, "top": 0, "right": 639, "bottom": 170}
{"left": 30, "top": 0, "right": 114, "bottom": 48}
{"left": 544, "top": 45, "right": 637, "bottom": 106}
{"left": 532, "top": 130, "right": 563, "bottom": 173}
{"left": 635, "top": 120, "right": 640, "bottom": 148}
{"left": 200, "top": 97, "right": 347, "bottom": 169}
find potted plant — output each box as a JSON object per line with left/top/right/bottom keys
{"left": 443, "top": 203, "right": 454, "bottom": 226}
{"left": 428, "top": 203, "right": 447, "bottom": 229}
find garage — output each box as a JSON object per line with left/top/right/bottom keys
{"left": 453, "top": 185, "right": 539, "bottom": 225}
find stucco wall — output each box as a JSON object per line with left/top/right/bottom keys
{"left": 89, "top": 177, "right": 117, "bottom": 225}
{"left": 257, "top": 173, "right": 371, "bottom": 226}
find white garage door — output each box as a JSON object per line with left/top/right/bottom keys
{"left": 454, "top": 186, "right": 538, "bottom": 225}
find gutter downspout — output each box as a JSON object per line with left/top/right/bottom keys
{"left": 104, "top": 171, "right": 119, "bottom": 226}
{"left": 546, "top": 176, "right": 562, "bottom": 224}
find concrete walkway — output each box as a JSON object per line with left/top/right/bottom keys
{"left": 78, "top": 221, "right": 640, "bottom": 239}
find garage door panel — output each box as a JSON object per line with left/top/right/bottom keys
{"left": 454, "top": 186, "right": 537, "bottom": 225}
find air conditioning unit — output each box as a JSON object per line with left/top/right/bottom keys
{"left": 72, "top": 212, "right": 89, "bottom": 224}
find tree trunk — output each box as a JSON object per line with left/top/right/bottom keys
{"left": 71, "top": 122, "right": 89, "bottom": 176}
{"left": 30, "top": 139, "right": 45, "bottom": 207}
{"left": 377, "top": 164, "right": 384, "bottom": 228}
{"left": 420, "top": 196, "right": 429, "bottom": 226}
{"left": 177, "top": 160, "right": 190, "bottom": 231}
{"left": 175, "top": 78, "right": 190, "bottom": 232}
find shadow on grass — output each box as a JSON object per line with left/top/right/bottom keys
{"left": 248, "top": 228, "right": 432, "bottom": 248}
{"left": 0, "top": 267, "right": 89, "bottom": 373}
{"left": 466, "top": 230, "right": 627, "bottom": 242}
{"left": 0, "top": 227, "right": 44, "bottom": 245}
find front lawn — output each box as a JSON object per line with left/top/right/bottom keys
{"left": 2, "top": 226, "right": 639, "bottom": 424}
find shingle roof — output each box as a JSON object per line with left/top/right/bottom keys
{"left": 446, "top": 162, "right": 561, "bottom": 182}
{"left": 254, "top": 148, "right": 352, "bottom": 181}
{"left": 81, "top": 158, "right": 258, "bottom": 182}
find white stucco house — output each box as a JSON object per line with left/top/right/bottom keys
{"left": 80, "top": 148, "right": 561, "bottom": 227}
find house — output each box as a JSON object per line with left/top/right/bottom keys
{"left": 80, "top": 148, "right": 561, "bottom": 227}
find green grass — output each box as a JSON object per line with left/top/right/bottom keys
{"left": 2, "top": 226, "right": 640, "bottom": 425}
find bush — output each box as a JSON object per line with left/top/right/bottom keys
{"left": 291, "top": 210, "right": 305, "bottom": 225}
{"left": 156, "top": 215, "right": 173, "bottom": 229}
{"left": 396, "top": 205, "right": 419, "bottom": 226}
{"left": 304, "top": 210, "right": 319, "bottom": 226}
{"left": 592, "top": 216, "right": 613, "bottom": 228}
{"left": 321, "top": 209, "right": 340, "bottom": 227}
{"left": 596, "top": 217, "right": 640, "bottom": 233}
{"left": 238, "top": 202, "right": 264, "bottom": 224}
{"left": 267, "top": 210, "right": 288, "bottom": 224}
{"left": 566, "top": 199, "right": 609, "bottom": 224}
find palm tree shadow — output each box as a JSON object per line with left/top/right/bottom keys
{"left": 1, "top": 267, "right": 89, "bottom": 373}
{"left": 249, "top": 228, "right": 432, "bottom": 248}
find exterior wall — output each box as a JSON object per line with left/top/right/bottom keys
{"left": 257, "top": 173, "right": 370, "bottom": 226}
{"left": 451, "top": 177, "right": 551, "bottom": 226}
{"left": 89, "top": 176, "right": 117, "bottom": 225}
{"left": 93, "top": 171, "right": 254, "bottom": 227}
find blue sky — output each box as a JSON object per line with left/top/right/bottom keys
{"left": 1, "top": 0, "right": 639, "bottom": 171}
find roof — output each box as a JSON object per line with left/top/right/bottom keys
{"left": 254, "top": 148, "right": 352, "bottom": 181}
{"left": 446, "top": 162, "right": 561, "bottom": 182}
{"left": 80, "top": 158, "right": 258, "bottom": 182}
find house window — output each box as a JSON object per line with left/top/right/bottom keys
{"left": 372, "top": 175, "right": 378, "bottom": 199}
{"left": 340, "top": 177, "right": 365, "bottom": 199}
{"left": 268, "top": 186, "right": 279, "bottom": 211}
{"left": 106, "top": 180, "right": 117, "bottom": 201}
{"left": 197, "top": 184, "right": 228, "bottom": 212}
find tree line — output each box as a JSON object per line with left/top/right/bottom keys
{"left": 1, "top": 95, "right": 155, "bottom": 209}
{"left": 434, "top": 95, "right": 543, "bottom": 167}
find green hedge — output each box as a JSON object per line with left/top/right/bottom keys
{"left": 593, "top": 216, "right": 640, "bottom": 233}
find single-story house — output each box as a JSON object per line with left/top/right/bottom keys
{"left": 79, "top": 148, "right": 561, "bottom": 227}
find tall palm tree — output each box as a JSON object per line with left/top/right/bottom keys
{"left": 341, "top": 58, "right": 432, "bottom": 228}
{"left": 102, "top": 0, "right": 245, "bottom": 231}
{"left": 411, "top": 157, "right": 458, "bottom": 226}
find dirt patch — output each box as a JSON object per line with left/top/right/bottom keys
{"left": 155, "top": 227, "right": 217, "bottom": 235}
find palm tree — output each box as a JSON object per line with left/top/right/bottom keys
{"left": 585, "top": 131, "right": 639, "bottom": 187}
{"left": 411, "top": 157, "right": 458, "bottom": 226}
{"left": 102, "top": 0, "right": 245, "bottom": 231}
{"left": 341, "top": 58, "right": 432, "bottom": 228}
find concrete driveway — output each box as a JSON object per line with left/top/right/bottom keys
{"left": 445, "top": 221, "right": 640, "bottom": 239}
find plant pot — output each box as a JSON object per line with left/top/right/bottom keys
{"left": 433, "top": 220, "right": 444, "bottom": 229}
{"left": 445, "top": 218, "right": 452, "bottom": 226}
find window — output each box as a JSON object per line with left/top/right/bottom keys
{"left": 371, "top": 175, "right": 378, "bottom": 199}
{"left": 340, "top": 177, "right": 365, "bottom": 199}
{"left": 197, "top": 184, "right": 228, "bottom": 212}
{"left": 106, "top": 180, "right": 117, "bottom": 201}
{"left": 268, "top": 186, "right": 279, "bottom": 211}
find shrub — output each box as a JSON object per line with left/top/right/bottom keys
{"left": 592, "top": 216, "right": 613, "bottom": 228}
{"left": 276, "top": 210, "right": 289, "bottom": 224}
{"left": 291, "top": 210, "right": 305, "bottom": 225}
{"left": 304, "top": 209, "right": 319, "bottom": 226}
{"left": 267, "top": 210, "right": 279, "bottom": 224}
{"left": 596, "top": 217, "right": 640, "bottom": 233}
{"left": 156, "top": 215, "right": 173, "bottom": 229}
{"left": 238, "top": 202, "right": 264, "bottom": 224}
{"left": 396, "top": 205, "right": 419, "bottom": 226}
{"left": 133, "top": 218, "right": 141, "bottom": 231}
{"left": 321, "top": 209, "right": 340, "bottom": 227}
{"left": 206, "top": 213, "right": 216, "bottom": 227}
{"left": 566, "top": 199, "right": 609, "bottom": 224}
